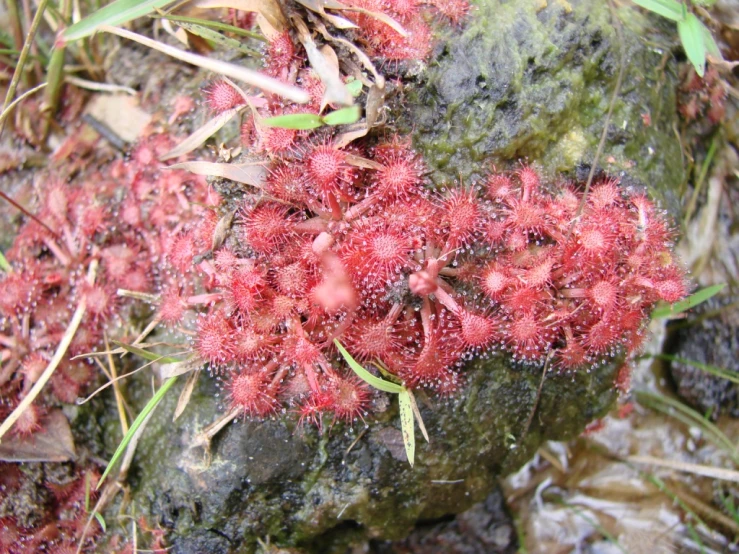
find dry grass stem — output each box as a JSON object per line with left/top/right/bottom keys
{"left": 0, "top": 260, "right": 98, "bottom": 442}
{"left": 627, "top": 455, "right": 739, "bottom": 484}
{"left": 99, "top": 25, "right": 309, "bottom": 103}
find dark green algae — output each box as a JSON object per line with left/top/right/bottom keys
{"left": 99, "top": 1, "right": 687, "bottom": 552}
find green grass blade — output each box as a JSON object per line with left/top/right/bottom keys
{"left": 94, "top": 513, "right": 107, "bottom": 531}
{"left": 98, "top": 376, "right": 178, "bottom": 488}
{"left": 652, "top": 354, "right": 739, "bottom": 384}
{"left": 399, "top": 387, "right": 415, "bottom": 466}
{"left": 323, "top": 105, "right": 361, "bottom": 126}
{"left": 651, "top": 284, "right": 725, "bottom": 319}
{"left": 632, "top": 0, "right": 685, "bottom": 22}
{"left": 700, "top": 20, "right": 722, "bottom": 59}
{"left": 60, "top": 0, "right": 178, "bottom": 44}
{"left": 636, "top": 389, "right": 739, "bottom": 464}
{"left": 261, "top": 112, "right": 323, "bottom": 130}
{"left": 111, "top": 340, "right": 183, "bottom": 364}
{"left": 678, "top": 13, "right": 707, "bottom": 77}
{"left": 175, "top": 22, "right": 260, "bottom": 57}
{"left": 151, "top": 14, "right": 266, "bottom": 42}
{"left": 334, "top": 339, "right": 403, "bottom": 393}
{"left": 636, "top": 469, "right": 710, "bottom": 538}
{"left": 0, "top": 250, "right": 10, "bottom": 273}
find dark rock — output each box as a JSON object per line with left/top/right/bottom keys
{"left": 668, "top": 297, "right": 739, "bottom": 420}
{"left": 121, "top": 353, "right": 618, "bottom": 553}
{"left": 369, "top": 487, "right": 516, "bottom": 554}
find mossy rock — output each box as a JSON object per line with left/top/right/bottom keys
{"left": 121, "top": 355, "right": 617, "bottom": 554}
{"left": 115, "top": 0, "right": 684, "bottom": 551}
{"left": 406, "top": 0, "right": 684, "bottom": 215}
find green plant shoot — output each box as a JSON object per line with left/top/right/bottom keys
{"left": 334, "top": 339, "right": 427, "bottom": 466}
{"left": 650, "top": 283, "right": 725, "bottom": 319}
{"left": 262, "top": 105, "right": 361, "bottom": 130}
{"left": 632, "top": 0, "right": 720, "bottom": 77}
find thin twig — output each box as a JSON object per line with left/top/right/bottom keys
{"left": 627, "top": 455, "right": 739, "bottom": 484}
{"left": 0, "top": 188, "right": 59, "bottom": 239}
{"left": 571, "top": 0, "right": 627, "bottom": 224}
{"left": 66, "top": 75, "right": 136, "bottom": 95}
{"left": 105, "top": 333, "right": 129, "bottom": 435}
{"left": 0, "top": 81, "right": 46, "bottom": 126}
{"left": 521, "top": 352, "right": 553, "bottom": 439}
{"left": 98, "top": 25, "right": 309, "bottom": 104}
{"left": 0, "top": 260, "right": 97, "bottom": 442}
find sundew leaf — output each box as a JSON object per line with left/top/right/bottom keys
{"left": 111, "top": 340, "right": 183, "bottom": 364}
{"left": 98, "top": 376, "right": 178, "bottom": 488}
{"left": 653, "top": 354, "right": 739, "bottom": 385}
{"left": 399, "top": 387, "right": 415, "bottom": 466}
{"left": 323, "top": 105, "right": 361, "bottom": 126}
{"left": 678, "top": 13, "right": 707, "bottom": 77}
{"left": 60, "top": 0, "right": 177, "bottom": 44}
{"left": 632, "top": 0, "right": 685, "bottom": 22}
{"left": 261, "top": 112, "right": 323, "bottom": 130}
{"left": 334, "top": 339, "right": 403, "bottom": 394}
{"left": 651, "top": 284, "right": 725, "bottom": 319}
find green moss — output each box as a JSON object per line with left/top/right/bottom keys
{"left": 406, "top": 0, "right": 684, "bottom": 213}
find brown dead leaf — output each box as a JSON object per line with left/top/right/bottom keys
{"left": 167, "top": 160, "right": 268, "bottom": 186}
{"left": 312, "top": 19, "right": 384, "bottom": 87}
{"left": 345, "top": 152, "right": 383, "bottom": 170}
{"left": 212, "top": 210, "right": 236, "bottom": 250}
{"left": 365, "top": 82, "right": 386, "bottom": 128}
{"left": 0, "top": 410, "right": 76, "bottom": 462}
{"left": 160, "top": 107, "right": 244, "bottom": 161}
{"left": 174, "top": 368, "right": 201, "bottom": 421}
{"left": 158, "top": 357, "right": 204, "bottom": 379}
{"left": 84, "top": 93, "right": 152, "bottom": 143}
{"left": 294, "top": 0, "right": 357, "bottom": 29}
{"left": 333, "top": 124, "right": 368, "bottom": 149}
{"left": 293, "top": 16, "right": 353, "bottom": 107}
{"left": 192, "top": 0, "right": 286, "bottom": 33}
